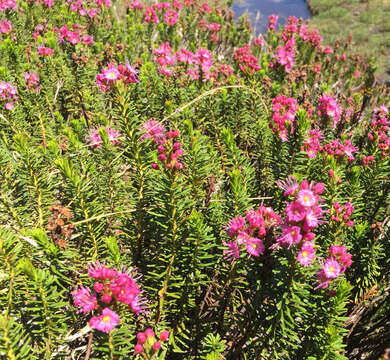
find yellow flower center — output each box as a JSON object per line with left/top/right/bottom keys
{"left": 301, "top": 251, "right": 308, "bottom": 258}
{"left": 102, "top": 315, "right": 111, "bottom": 323}
{"left": 252, "top": 244, "right": 257, "bottom": 249}
{"left": 329, "top": 266, "right": 335, "bottom": 273}
{"left": 304, "top": 195, "right": 310, "bottom": 203}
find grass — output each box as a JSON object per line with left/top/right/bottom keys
{"left": 307, "top": 0, "right": 390, "bottom": 83}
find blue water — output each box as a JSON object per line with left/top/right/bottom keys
{"left": 231, "top": 0, "right": 311, "bottom": 34}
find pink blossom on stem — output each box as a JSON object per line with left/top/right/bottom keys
{"left": 297, "top": 241, "right": 315, "bottom": 267}
{"left": 72, "top": 286, "right": 97, "bottom": 313}
{"left": 90, "top": 308, "right": 119, "bottom": 333}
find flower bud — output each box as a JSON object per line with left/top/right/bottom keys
{"left": 159, "top": 330, "right": 169, "bottom": 342}
{"left": 145, "top": 328, "right": 155, "bottom": 338}
{"left": 134, "top": 344, "right": 143, "bottom": 354}
{"left": 137, "top": 332, "right": 147, "bottom": 344}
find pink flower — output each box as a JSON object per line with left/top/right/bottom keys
{"left": 72, "top": 286, "right": 97, "bottom": 313}
{"left": 270, "top": 95, "right": 298, "bottom": 141}
{"left": 226, "top": 216, "right": 245, "bottom": 237}
{"left": 297, "top": 241, "right": 315, "bottom": 267}
{"left": 129, "top": 1, "right": 143, "bottom": 9}
{"left": 134, "top": 343, "right": 143, "bottom": 354}
{"left": 195, "top": 48, "right": 213, "bottom": 72}
{"left": 89, "top": 308, "right": 119, "bottom": 333}
{"left": 246, "top": 209, "right": 265, "bottom": 231}
{"left": 317, "top": 94, "right": 341, "bottom": 129}
{"left": 277, "top": 175, "right": 299, "bottom": 197}
{"left": 322, "top": 257, "right": 341, "bottom": 279}
{"left": 268, "top": 14, "right": 278, "bottom": 31}
{"left": 153, "top": 341, "right": 161, "bottom": 350}
{"left": 160, "top": 330, "right": 169, "bottom": 342}
{"left": 297, "top": 189, "right": 316, "bottom": 207}
{"left": 0, "top": 20, "right": 12, "bottom": 34}
{"left": 0, "top": 0, "right": 16, "bottom": 11}
{"left": 164, "top": 10, "right": 178, "bottom": 26}
{"left": 145, "top": 328, "right": 155, "bottom": 337}
{"left": 82, "top": 34, "right": 94, "bottom": 46}
{"left": 223, "top": 240, "right": 240, "bottom": 261}
{"left": 88, "top": 261, "right": 117, "bottom": 279}
{"left": 316, "top": 270, "right": 329, "bottom": 289}
{"left": 88, "top": 126, "right": 121, "bottom": 148}
{"left": 37, "top": 46, "right": 54, "bottom": 56}
{"left": 246, "top": 237, "right": 265, "bottom": 257}
{"left": 137, "top": 332, "right": 147, "bottom": 344}
{"left": 102, "top": 67, "right": 120, "bottom": 81}
{"left": 139, "top": 120, "right": 166, "bottom": 143}
{"left": 208, "top": 22, "right": 220, "bottom": 32}
{"left": 5, "top": 102, "right": 14, "bottom": 110}
{"left": 254, "top": 37, "right": 263, "bottom": 47}
{"left": 154, "top": 42, "right": 175, "bottom": 67}
{"left": 274, "top": 37, "right": 296, "bottom": 73}
{"left": 233, "top": 44, "right": 260, "bottom": 74}
{"left": 304, "top": 208, "right": 319, "bottom": 230}
{"left": 278, "top": 225, "right": 302, "bottom": 247}
{"left": 285, "top": 201, "right": 306, "bottom": 222}
{"left": 313, "top": 182, "right": 325, "bottom": 195}
{"left": 87, "top": 8, "right": 99, "bottom": 17}
{"left": 236, "top": 231, "right": 249, "bottom": 245}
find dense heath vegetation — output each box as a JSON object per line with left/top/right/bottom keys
{"left": 0, "top": 0, "right": 389, "bottom": 359}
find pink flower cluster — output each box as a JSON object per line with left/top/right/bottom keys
{"left": 57, "top": 24, "right": 94, "bottom": 46}
{"left": 268, "top": 14, "right": 278, "bottom": 32}
{"left": 299, "top": 25, "right": 322, "bottom": 47}
{"left": 323, "top": 139, "right": 357, "bottom": 162}
{"left": 155, "top": 131, "right": 183, "bottom": 170}
{"left": 302, "top": 129, "right": 323, "bottom": 158}
{"left": 139, "top": 120, "right": 166, "bottom": 143}
{"left": 277, "top": 177, "right": 326, "bottom": 267}
{"left": 331, "top": 202, "right": 354, "bottom": 227}
{"left": 129, "top": 0, "right": 143, "bottom": 10}
{"left": 154, "top": 42, "right": 175, "bottom": 70}
{"left": 368, "top": 105, "right": 389, "bottom": 157}
{"left": 66, "top": 0, "right": 99, "bottom": 18}
{"left": 317, "top": 94, "right": 341, "bottom": 129}
{"left": 362, "top": 155, "right": 375, "bottom": 167}
{"left": 0, "top": 0, "right": 16, "bottom": 11}
{"left": 0, "top": 81, "right": 17, "bottom": 110}
{"left": 254, "top": 37, "right": 263, "bottom": 47}
{"left": 24, "top": 73, "right": 40, "bottom": 93}
{"left": 317, "top": 245, "right": 352, "bottom": 289}
{"left": 37, "top": 46, "right": 54, "bottom": 56}
{"left": 164, "top": 9, "right": 178, "bottom": 26}
{"left": 143, "top": 2, "right": 181, "bottom": 24}
{"left": 282, "top": 16, "right": 298, "bottom": 42}
{"left": 88, "top": 126, "right": 121, "bottom": 148}
{"left": 233, "top": 44, "right": 260, "bottom": 74}
{"left": 200, "top": 20, "right": 220, "bottom": 41}
{"left": 223, "top": 206, "right": 281, "bottom": 261}
{"left": 96, "top": 63, "right": 138, "bottom": 91}
{"left": 154, "top": 42, "right": 214, "bottom": 80}
{"left": 72, "top": 262, "right": 144, "bottom": 333}
{"left": 140, "top": 120, "right": 183, "bottom": 170}
{"left": 270, "top": 94, "right": 298, "bottom": 142}
{"left": 274, "top": 37, "right": 296, "bottom": 73}
{"left": 134, "top": 328, "right": 169, "bottom": 355}
{"left": 0, "top": 19, "right": 12, "bottom": 34}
